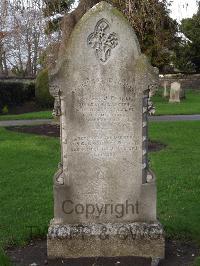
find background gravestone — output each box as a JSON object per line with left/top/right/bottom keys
{"left": 48, "top": 1, "right": 165, "bottom": 261}
{"left": 169, "top": 81, "right": 181, "bottom": 103}
{"left": 163, "top": 80, "right": 169, "bottom": 98}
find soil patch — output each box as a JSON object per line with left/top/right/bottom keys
{"left": 6, "top": 239, "right": 199, "bottom": 266}
{"left": 7, "top": 124, "right": 60, "bottom": 137}
{"left": 7, "top": 124, "right": 166, "bottom": 152}
{"left": 148, "top": 140, "right": 166, "bottom": 152}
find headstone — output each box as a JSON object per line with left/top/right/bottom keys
{"left": 163, "top": 80, "right": 169, "bottom": 98}
{"left": 180, "top": 83, "right": 186, "bottom": 99}
{"left": 169, "top": 81, "right": 181, "bottom": 103}
{"left": 48, "top": 1, "right": 165, "bottom": 262}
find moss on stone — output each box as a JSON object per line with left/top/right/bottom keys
{"left": 110, "top": 5, "right": 129, "bottom": 23}
{"left": 135, "top": 55, "right": 150, "bottom": 73}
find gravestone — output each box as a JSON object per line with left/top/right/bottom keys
{"left": 48, "top": 1, "right": 165, "bottom": 262}
{"left": 169, "top": 81, "right": 181, "bottom": 103}
{"left": 163, "top": 80, "right": 169, "bottom": 98}
{"left": 180, "top": 83, "right": 186, "bottom": 99}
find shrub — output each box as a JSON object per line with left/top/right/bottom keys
{"left": 2, "top": 105, "right": 8, "bottom": 114}
{"left": 35, "top": 69, "right": 54, "bottom": 108}
{"left": 0, "top": 80, "right": 35, "bottom": 113}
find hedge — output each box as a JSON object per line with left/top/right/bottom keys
{"left": 0, "top": 81, "right": 35, "bottom": 113}
{"left": 35, "top": 69, "right": 54, "bottom": 108}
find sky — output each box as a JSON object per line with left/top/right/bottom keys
{"left": 73, "top": 0, "right": 198, "bottom": 22}
{"left": 170, "top": 0, "right": 198, "bottom": 22}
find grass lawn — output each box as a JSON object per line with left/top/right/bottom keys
{"left": 149, "top": 121, "right": 200, "bottom": 243}
{"left": 0, "top": 127, "right": 60, "bottom": 251}
{"left": 0, "top": 121, "right": 200, "bottom": 264}
{"left": 152, "top": 89, "right": 200, "bottom": 115}
{"left": 0, "top": 111, "right": 52, "bottom": 121}
{"left": 194, "top": 258, "right": 200, "bottom": 266}
{"left": 0, "top": 249, "right": 11, "bottom": 266}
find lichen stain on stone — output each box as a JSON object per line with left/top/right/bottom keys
{"left": 110, "top": 6, "right": 129, "bottom": 23}
{"left": 135, "top": 55, "right": 151, "bottom": 74}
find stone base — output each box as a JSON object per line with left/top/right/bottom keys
{"left": 169, "top": 99, "right": 180, "bottom": 103}
{"left": 47, "top": 221, "right": 165, "bottom": 260}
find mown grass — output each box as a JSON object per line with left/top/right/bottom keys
{"left": 194, "top": 257, "right": 200, "bottom": 266}
{"left": 0, "top": 122, "right": 200, "bottom": 264}
{"left": 0, "top": 128, "right": 60, "bottom": 251}
{"left": 0, "top": 111, "right": 52, "bottom": 121}
{"left": 152, "top": 89, "right": 200, "bottom": 115}
{"left": 149, "top": 121, "right": 200, "bottom": 243}
{"left": 0, "top": 249, "right": 12, "bottom": 266}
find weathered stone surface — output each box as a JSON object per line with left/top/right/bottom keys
{"left": 48, "top": 222, "right": 165, "bottom": 259}
{"left": 48, "top": 1, "right": 164, "bottom": 260}
{"left": 169, "top": 81, "right": 181, "bottom": 103}
{"left": 163, "top": 80, "right": 169, "bottom": 98}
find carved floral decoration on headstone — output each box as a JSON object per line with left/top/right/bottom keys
{"left": 88, "top": 18, "right": 119, "bottom": 63}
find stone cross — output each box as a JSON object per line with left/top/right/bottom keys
{"left": 48, "top": 1, "right": 164, "bottom": 262}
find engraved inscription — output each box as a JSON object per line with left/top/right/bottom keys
{"left": 88, "top": 18, "right": 119, "bottom": 63}
{"left": 74, "top": 94, "right": 137, "bottom": 126}
{"left": 72, "top": 79, "right": 139, "bottom": 126}
{"left": 68, "top": 135, "right": 139, "bottom": 159}
{"left": 76, "top": 96, "right": 135, "bottom": 113}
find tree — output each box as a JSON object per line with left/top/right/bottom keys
{"left": 43, "top": 0, "right": 75, "bottom": 33}
{"left": 5, "top": 1, "right": 47, "bottom": 77}
{"left": 44, "top": 0, "right": 178, "bottom": 71}
{"left": 0, "top": 1, "right": 9, "bottom": 76}
{"left": 176, "top": 2, "right": 200, "bottom": 72}
{"left": 0, "top": 0, "right": 51, "bottom": 77}
{"left": 108, "top": 0, "right": 178, "bottom": 71}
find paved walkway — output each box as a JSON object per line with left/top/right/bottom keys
{"left": 149, "top": 114, "right": 200, "bottom": 122}
{"left": 0, "top": 115, "right": 200, "bottom": 127}
{"left": 0, "top": 119, "right": 52, "bottom": 127}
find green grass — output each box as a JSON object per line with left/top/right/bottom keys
{"left": 0, "top": 122, "right": 200, "bottom": 263}
{"left": 0, "top": 111, "right": 52, "bottom": 121}
{"left": 152, "top": 90, "right": 200, "bottom": 115}
{"left": 194, "top": 257, "right": 200, "bottom": 266}
{"left": 0, "top": 128, "right": 60, "bottom": 249}
{"left": 149, "top": 121, "right": 200, "bottom": 243}
{"left": 0, "top": 249, "right": 11, "bottom": 266}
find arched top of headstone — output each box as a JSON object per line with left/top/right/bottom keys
{"left": 49, "top": 1, "right": 159, "bottom": 99}
{"left": 51, "top": 1, "right": 141, "bottom": 86}
{"left": 74, "top": 0, "right": 142, "bottom": 61}
{"left": 171, "top": 81, "right": 181, "bottom": 87}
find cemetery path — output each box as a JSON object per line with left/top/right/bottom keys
{"left": 0, "top": 115, "right": 200, "bottom": 127}
{"left": 0, "top": 119, "right": 52, "bottom": 127}
{"left": 149, "top": 114, "right": 200, "bottom": 122}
